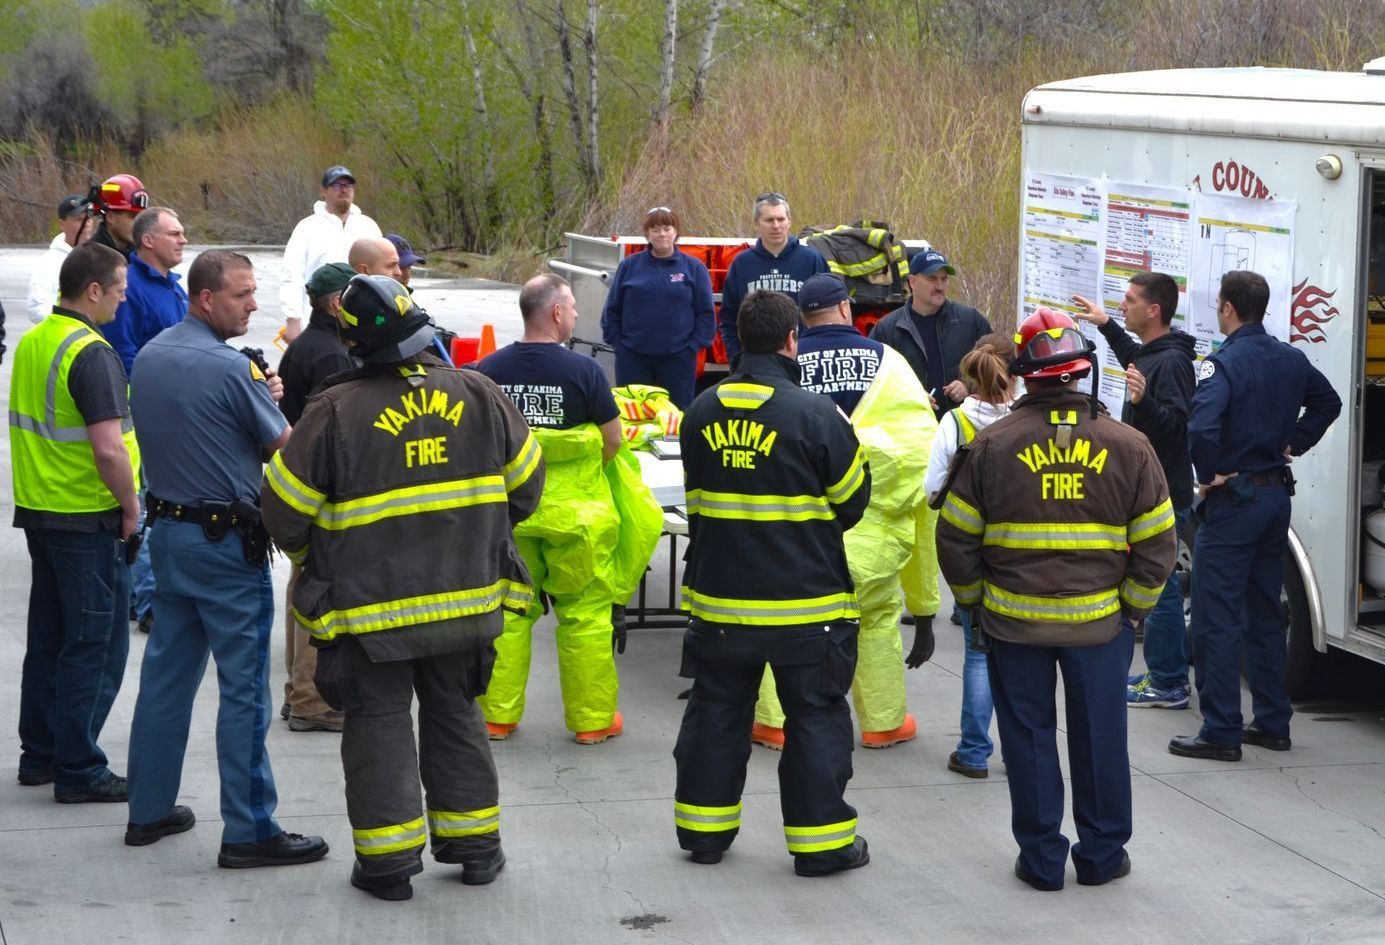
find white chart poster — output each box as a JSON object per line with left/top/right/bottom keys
{"left": 1095, "top": 183, "right": 1196, "bottom": 403}
{"left": 1189, "top": 192, "right": 1296, "bottom": 351}
{"left": 1019, "top": 171, "right": 1116, "bottom": 413}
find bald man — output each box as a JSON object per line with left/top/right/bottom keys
{"left": 348, "top": 238, "right": 403, "bottom": 280}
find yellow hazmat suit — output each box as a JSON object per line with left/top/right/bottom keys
{"left": 480, "top": 425, "right": 661, "bottom": 733}
{"left": 757, "top": 346, "right": 937, "bottom": 732}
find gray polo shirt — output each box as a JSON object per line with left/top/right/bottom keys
{"left": 130, "top": 316, "right": 287, "bottom": 506}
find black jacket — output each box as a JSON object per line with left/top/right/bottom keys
{"left": 681, "top": 352, "right": 871, "bottom": 629}
{"left": 276, "top": 309, "right": 358, "bottom": 425}
{"left": 90, "top": 222, "right": 133, "bottom": 260}
{"left": 1099, "top": 322, "right": 1196, "bottom": 510}
{"left": 869, "top": 299, "right": 991, "bottom": 411}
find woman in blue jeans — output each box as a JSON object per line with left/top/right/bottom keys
{"left": 923, "top": 335, "right": 1017, "bottom": 778}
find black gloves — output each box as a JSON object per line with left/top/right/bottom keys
{"left": 905, "top": 614, "right": 935, "bottom": 668}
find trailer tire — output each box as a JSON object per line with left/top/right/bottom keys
{"left": 1282, "top": 554, "right": 1323, "bottom": 701}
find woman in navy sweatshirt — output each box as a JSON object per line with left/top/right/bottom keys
{"left": 600, "top": 207, "right": 715, "bottom": 408}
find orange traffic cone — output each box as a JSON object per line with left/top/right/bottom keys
{"left": 478, "top": 323, "right": 497, "bottom": 359}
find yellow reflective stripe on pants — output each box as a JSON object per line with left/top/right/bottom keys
{"left": 950, "top": 579, "right": 983, "bottom": 607}
{"left": 1120, "top": 576, "right": 1165, "bottom": 609}
{"left": 314, "top": 475, "right": 507, "bottom": 530}
{"left": 827, "top": 447, "right": 867, "bottom": 505}
{"left": 685, "top": 488, "right": 832, "bottom": 522}
{"left": 674, "top": 801, "right": 742, "bottom": 833}
{"left": 940, "top": 493, "right": 984, "bottom": 535}
{"left": 1128, "top": 498, "right": 1174, "bottom": 543}
{"left": 353, "top": 816, "right": 428, "bottom": 856}
{"left": 681, "top": 588, "right": 860, "bottom": 626}
{"left": 428, "top": 806, "right": 500, "bottom": 837}
{"left": 715, "top": 383, "right": 774, "bottom": 410}
{"left": 784, "top": 818, "right": 856, "bottom": 853}
{"left": 982, "top": 520, "right": 1127, "bottom": 550}
{"left": 299, "top": 579, "right": 534, "bottom": 642}
{"left": 265, "top": 452, "right": 326, "bottom": 518}
{"left": 983, "top": 583, "right": 1120, "bottom": 623}
{"left": 504, "top": 433, "right": 542, "bottom": 492}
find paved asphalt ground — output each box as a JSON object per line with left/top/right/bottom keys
{"left": 2, "top": 245, "right": 1385, "bottom": 944}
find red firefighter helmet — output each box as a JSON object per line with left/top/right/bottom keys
{"left": 96, "top": 173, "right": 150, "bottom": 214}
{"left": 1009, "top": 307, "right": 1095, "bottom": 379}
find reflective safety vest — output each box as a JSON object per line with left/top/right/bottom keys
{"left": 952, "top": 408, "right": 977, "bottom": 445}
{"left": 8, "top": 311, "right": 140, "bottom": 514}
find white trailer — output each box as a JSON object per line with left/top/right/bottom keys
{"left": 1020, "top": 61, "right": 1385, "bottom": 695}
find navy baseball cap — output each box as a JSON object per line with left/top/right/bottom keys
{"left": 798, "top": 273, "right": 850, "bottom": 312}
{"left": 910, "top": 249, "right": 956, "bottom": 276}
{"left": 321, "top": 165, "right": 355, "bottom": 187}
{"left": 57, "top": 194, "right": 89, "bottom": 219}
{"left": 386, "top": 233, "right": 426, "bottom": 267}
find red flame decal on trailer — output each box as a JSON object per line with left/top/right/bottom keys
{"left": 1289, "top": 279, "right": 1339, "bottom": 344}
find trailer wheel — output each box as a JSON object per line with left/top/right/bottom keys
{"left": 1282, "top": 554, "right": 1323, "bottom": 701}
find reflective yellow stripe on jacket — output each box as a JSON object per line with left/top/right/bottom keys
{"left": 674, "top": 801, "right": 742, "bottom": 834}
{"left": 983, "top": 582, "right": 1120, "bottom": 623}
{"left": 680, "top": 588, "right": 859, "bottom": 626}
{"left": 827, "top": 446, "right": 867, "bottom": 505}
{"left": 784, "top": 818, "right": 857, "bottom": 853}
{"left": 982, "top": 521, "right": 1127, "bottom": 551}
{"left": 940, "top": 492, "right": 984, "bottom": 536}
{"left": 354, "top": 816, "right": 427, "bottom": 856}
{"left": 716, "top": 382, "right": 774, "bottom": 411}
{"left": 1120, "top": 576, "right": 1166, "bottom": 609}
{"left": 1128, "top": 499, "right": 1174, "bottom": 543}
{"left": 298, "top": 580, "right": 534, "bottom": 643}
{"left": 428, "top": 806, "right": 500, "bottom": 838}
{"left": 685, "top": 489, "right": 833, "bottom": 522}
{"left": 503, "top": 432, "right": 542, "bottom": 492}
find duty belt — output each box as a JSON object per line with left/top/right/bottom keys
{"left": 1246, "top": 468, "right": 1292, "bottom": 488}
{"left": 146, "top": 493, "right": 273, "bottom": 566}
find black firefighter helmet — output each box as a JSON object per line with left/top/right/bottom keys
{"left": 337, "top": 274, "right": 435, "bottom": 364}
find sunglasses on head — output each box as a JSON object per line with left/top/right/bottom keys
{"left": 755, "top": 192, "right": 786, "bottom": 204}
{"left": 647, "top": 206, "right": 672, "bottom": 214}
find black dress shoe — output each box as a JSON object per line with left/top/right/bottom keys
{"left": 1014, "top": 855, "right": 1063, "bottom": 891}
{"left": 1077, "top": 850, "right": 1131, "bottom": 886}
{"left": 1168, "top": 734, "right": 1241, "bottom": 762}
{"left": 351, "top": 864, "right": 413, "bottom": 901}
{"left": 17, "top": 770, "right": 54, "bottom": 786}
{"left": 794, "top": 837, "right": 870, "bottom": 877}
{"left": 126, "top": 805, "right": 196, "bottom": 846}
{"left": 689, "top": 850, "right": 723, "bottom": 865}
{"left": 1242, "top": 725, "right": 1291, "bottom": 751}
{"left": 218, "top": 831, "right": 329, "bottom": 868}
{"left": 55, "top": 774, "right": 129, "bottom": 803}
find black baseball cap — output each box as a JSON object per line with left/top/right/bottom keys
{"left": 798, "top": 273, "right": 850, "bottom": 312}
{"left": 321, "top": 165, "right": 355, "bottom": 187}
{"left": 57, "top": 194, "right": 89, "bottom": 219}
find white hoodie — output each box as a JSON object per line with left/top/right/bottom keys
{"left": 26, "top": 233, "right": 72, "bottom": 323}
{"left": 924, "top": 398, "right": 1012, "bottom": 502}
{"left": 278, "top": 201, "right": 381, "bottom": 322}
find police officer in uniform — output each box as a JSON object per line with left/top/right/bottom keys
{"left": 936, "top": 308, "right": 1176, "bottom": 891}
{"left": 124, "top": 250, "right": 328, "bottom": 867}
{"left": 263, "top": 275, "right": 544, "bottom": 901}
{"left": 1169, "top": 270, "right": 1340, "bottom": 761}
{"left": 675, "top": 289, "right": 872, "bottom": 876}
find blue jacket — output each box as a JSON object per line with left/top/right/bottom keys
{"left": 601, "top": 249, "right": 715, "bottom": 356}
{"left": 1188, "top": 323, "right": 1340, "bottom": 483}
{"left": 718, "top": 236, "right": 828, "bottom": 364}
{"left": 102, "top": 254, "right": 188, "bottom": 376}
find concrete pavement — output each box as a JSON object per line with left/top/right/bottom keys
{"left": 3, "top": 246, "right": 1385, "bottom": 944}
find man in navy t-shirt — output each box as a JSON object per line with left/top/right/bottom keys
{"left": 796, "top": 276, "right": 884, "bottom": 417}
{"left": 476, "top": 274, "right": 621, "bottom": 460}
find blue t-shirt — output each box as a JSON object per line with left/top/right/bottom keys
{"left": 130, "top": 316, "right": 288, "bottom": 505}
{"left": 475, "top": 341, "right": 619, "bottom": 430}
{"left": 908, "top": 309, "right": 945, "bottom": 396}
{"left": 797, "top": 323, "right": 883, "bottom": 416}
{"left": 101, "top": 254, "right": 188, "bottom": 376}
{"left": 601, "top": 249, "right": 715, "bottom": 356}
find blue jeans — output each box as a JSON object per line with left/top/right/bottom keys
{"left": 955, "top": 610, "right": 994, "bottom": 769}
{"left": 1125, "top": 507, "right": 1190, "bottom": 689}
{"left": 131, "top": 517, "right": 155, "bottom": 619}
{"left": 18, "top": 527, "right": 130, "bottom": 790}
{"left": 127, "top": 520, "right": 280, "bottom": 842}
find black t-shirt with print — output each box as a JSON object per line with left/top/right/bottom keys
{"left": 475, "top": 341, "right": 619, "bottom": 429}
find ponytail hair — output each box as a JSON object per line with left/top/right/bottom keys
{"left": 959, "top": 332, "right": 1016, "bottom": 402}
